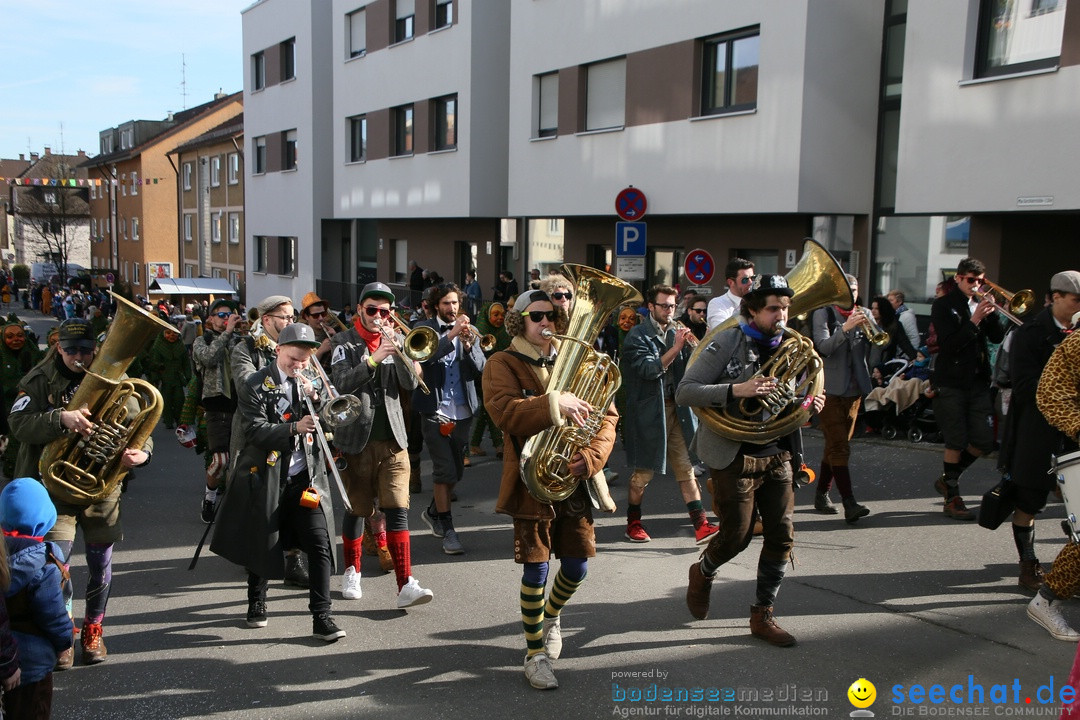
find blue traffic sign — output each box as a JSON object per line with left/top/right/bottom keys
{"left": 615, "top": 222, "right": 647, "bottom": 256}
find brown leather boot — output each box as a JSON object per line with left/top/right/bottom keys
{"left": 750, "top": 605, "right": 797, "bottom": 647}
{"left": 686, "top": 562, "right": 714, "bottom": 620}
{"left": 1018, "top": 559, "right": 1045, "bottom": 593}
{"left": 81, "top": 622, "right": 108, "bottom": 664}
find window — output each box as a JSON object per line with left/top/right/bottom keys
{"left": 228, "top": 212, "right": 240, "bottom": 244}
{"left": 349, "top": 114, "right": 368, "bottom": 162}
{"left": 184, "top": 214, "right": 193, "bottom": 242}
{"left": 254, "top": 137, "right": 267, "bottom": 174}
{"left": 131, "top": 171, "right": 138, "bottom": 195}
{"left": 284, "top": 130, "right": 297, "bottom": 170}
{"left": 228, "top": 152, "right": 240, "bottom": 184}
{"left": 101, "top": 135, "right": 113, "bottom": 155}
{"left": 91, "top": 218, "right": 97, "bottom": 237}
{"left": 121, "top": 174, "right": 127, "bottom": 196}
{"left": 280, "top": 38, "right": 296, "bottom": 81}
{"left": 90, "top": 183, "right": 96, "bottom": 200}
{"left": 434, "top": 95, "right": 457, "bottom": 151}
{"left": 119, "top": 216, "right": 126, "bottom": 238}
{"left": 348, "top": 9, "right": 366, "bottom": 57}
{"left": 43, "top": 191, "right": 57, "bottom": 205}
{"left": 183, "top": 162, "right": 192, "bottom": 190}
{"left": 537, "top": 72, "right": 558, "bottom": 138}
{"left": 278, "top": 236, "right": 297, "bottom": 275}
{"left": 393, "top": 104, "right": 414, "bottom": 156}
{"left": 253, "top": 51, "right": 266, "bottom": 90}
{"left": 255, "top": 236, "right": 268, "bottom": 272}
{"left": 186, "top": 264, "right": 196, "bottom": 278}
{"left": 213, "top": 268, "right": 224, "bottom": 279}
{"left": 131, "top": 216, "right": 139, "bottom": 241}
{"left": 132, "top": 262, "right": 140, "bottom": 286}
{"left": 975, "top": 0, "right": 1067, "bottom": 77}
{"left": 211, "top": 156, "right": 221, "bottom": 187}
{"left": 212, "top": 213, "right": 221, "bottom": 244}
{"left": 229, "top": 270, "right": 241, "bottom": 291}
{"left": 701, "top": 29, "right": 760, "bottom": 115}
{"left": 395, "top": 0, "right": 415, "bottom": 43}
{"left": 435, "top": 0, "right": 453, "bottom": 29}
{"left": 584, "top": 58, "right": 626, "bottom": 131}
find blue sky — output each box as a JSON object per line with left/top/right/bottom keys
{"left": 0, "top": 0, "right": 250, "bottom": 161}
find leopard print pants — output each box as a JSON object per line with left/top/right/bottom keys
{"left": 1045, "top": 541, "right": 1080, "bottom": 600}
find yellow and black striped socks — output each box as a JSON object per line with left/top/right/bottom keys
{"left": 521, "top": 580, "right": 546, "bottom": 658}
{"left": 544, "top": 569, "right": 585, "bottom": 621}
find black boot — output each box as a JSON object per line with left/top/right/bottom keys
{"left": 843, "top": 497, "right": 870, "bottom": 524}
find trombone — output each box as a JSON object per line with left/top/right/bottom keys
{"left": 972, "top": 280, "right": 1034, "bottom": 327}
{"left": 377, "top": 317, "right": 432, "bottom": 395}
{"left": 293, "top": 369, "right": 352, "bottom": 513}
{"left": 321, "top": 310, "right": 349, "bottom": 335}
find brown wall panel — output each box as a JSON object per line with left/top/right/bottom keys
{"left": 1061, "top": 1, "right": 1080, "bottom": 67}
{"left": 368, "top": 0, "right": 390, "bottom": 53}
{"left": 368, "top": 108, "right": 391, "bottom": 160}
{"left": 626, "top": 41, "right": 695, "bottom": 126}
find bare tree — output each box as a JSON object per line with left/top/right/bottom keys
{"left": 16, "top": 172, "right": 89, "bottom": 289}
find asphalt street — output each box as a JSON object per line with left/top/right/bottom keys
{"left": 10, "top": 307, "right": 1077, "bottom": 719}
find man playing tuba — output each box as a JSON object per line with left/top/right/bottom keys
{"left": 676, "top": 275, "right": 825, "bottom": 648}
{"left": 8, "top": 318, "right": 153, "bottom": 667}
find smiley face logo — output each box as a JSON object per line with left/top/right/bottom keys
{"left": 848, "top": 678, "right": 876, "bottom": 709}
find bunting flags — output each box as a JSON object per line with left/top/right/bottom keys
{"left": 0, "top": 177, "right": 166, "bottom": 186}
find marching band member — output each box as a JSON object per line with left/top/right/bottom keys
{"left": 483, "top": 289, "right": 618, "bottom": 690}
{"left": 8, "top": 319, "right": 153, "bottom": 666}
{"left": 300, "top": 292, "right": 336, "bottom": 368}
{"left": 210, "top": 323, "right": 345, "bottom": 642}
{"left": 676, "top": 275, "right": 824, "bottom": 647}
{"left": 329, "top": 282, "right": 433, "bottom": 608}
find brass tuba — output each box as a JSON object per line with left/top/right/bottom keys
{"left": 686, "top": 239, "right": 855, "bottom": 443}
{"left": 40, "top": 292, "right": 176, "bottom": 505}
{"left": 520, "top": 264, "right": 642, "bottom": 503}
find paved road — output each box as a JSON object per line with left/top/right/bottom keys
{"left": 9, "top": 307, "right": 1074, "bottom": 719}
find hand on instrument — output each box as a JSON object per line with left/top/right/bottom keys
{"left": 454, "top": 316, "right": 474, "bottom": 349}
{"left": 842, "top": 313, "right": 865, "bottom": 332}
{"left": 971, "top": 296, "right": 997, "bottom": 325}
{"left": 61, "top": 406, "right": 94, "bottom": 437}
{"left": 120, "top": 448, "right": 148, "bottom": 468}
{"left": 558, "top": 393, "right": 594, "bottom": 427}
{"left": 296, "top": 373, "right": 318, "bottom": 400}
{"left": 370, "top": 334, "right": 396, "bottom": 364}
{"left": 568, "top": 452, "right": 588, "bottom": 477}
{"left": 225, "top": 313, "right": 243, "bottom": 333}
{"left": 811, "top": 394, "right": 826, "bottom": 414}
{"left": 295, "top": 415, "right": 318, "bottom": 434}
{"left": 733, "top": 376, "right": 779, "bottom": 399}
{"left": 673, "top": 326, "right": 693, "bottom": 351}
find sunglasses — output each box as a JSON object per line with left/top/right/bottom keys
{"left": 364, "top": 306, "right": 392, "bottom": 318}
{"left": 306, "top": 310, "right": 328, "bottom": 319}
{"left": 215, "top": 311, "right": 232, "bottom": 319}
{"left": 737, "top": 276, "right": 753, "bottom": 285}
{"left": 690, "top": 307, "right": 707, "bottom": 313}
{"left": 551, "top": 292, "right": 573, "bottom": 301}
{"left": 958, "top": 276, "right": 984, "bottom": 285}
{"left": 61, "top": 346, "right": 94, "bottom": 356}
{"left": 523, "top": 310, "right": 558, "bottom": 322}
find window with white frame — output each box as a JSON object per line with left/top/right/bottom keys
{"left": 228, "top": 152, "right": 240, "bottom": 184}
{"left": 537, "top": 72, "right": 558, "bottom": 138}
{"left": 348, "top": 8, "right": 366, "bottom": 57}
{"left": 131, "top": 171, "right": 138, "bottom": 195}
{"left": 186, "top": 264, "right": 196, "bottom": 278}
{"left": 211, "top": 156, "right": 221, "bottom": 186}
{"left": 435, "top": 0, "right": 453, "bottom": 29}
{"left": 131, "top": 216, "right": 139, "bottom": 240}
{"left": 184, "top": 214, "right": 193, "bottom": 242}
{"left": 213, "top": 268, "right": 224, "bottom": 279}
{"left": 253, "top": 51, "right": 266, "bottom": 90}
{"left": 91, "top": 218, "right": 97, "bottom": 238}
{"left": 229, "top": 270, "right": 241, "bottom": 291}
{"left": 395, "top": 0, "right": 415, "bottom": 43}
{"left": 43, "top": 191, "right": 57, "bottom": 205}
{"left": 133, "top": 262, "right": 140, "bottom": 285}
{"left": 90, "top": 183, "right": 96, "bottom": 200}
{"left": 120, "top": 216, "right": 126, "bottom": 238}
{"left": 183, "top": 162, "right": 192, "bottom": 190}
{"left": 349, "top": 115, "right": 367, "bottom": 162}
{"left": 228, "top": 212, "right": 240, "bottom": 244}
{"left": 585, "top": 58, "right": 626, "bottom": 131}
{"left": 254, "top": 137, "right": 266, "bottom": 174}
{"left": 975, "top": 0, "right": 1067, "bottom": 77}
{"left": 121, "top": 174, "right": 127, "bottom": 196}
{"left": 212, "top": 214, "right": 221, "bottom": 244}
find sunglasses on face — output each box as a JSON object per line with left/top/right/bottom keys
{"left": 690, "top": 307, "right": 707, "bottom": 313}
{"left": 523, "top": 310, "right": 558, "bottom": 322}
{"left": 215, "top": 311, "right": 232, "bottom": 319}
{"left": 306, "top": 310, "right": 328, "bottom": 319}
{"left": 61, "top": 346, "right": 93, "bottom": 356}
{"left": 551, "top": 292, "right": 573, "bottom": 301}
{"left": 737, "top": 276, "right": 752, "bottom": 285}
{"left": 959, "top": 276, "right": 984, "bottom": 285}
{"left": 364, "top": 306, "right": 392, "bottom": 318}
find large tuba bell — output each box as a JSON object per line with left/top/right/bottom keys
{"left": 40, "top": 292, "right": 176, "bottom": 505}
{"left": 520, "top": 264, "right": 642, "bottom": 504}
{"left": 686, "top": 239, "right": 855, "bottom": 443}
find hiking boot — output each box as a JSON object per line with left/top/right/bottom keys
{"left": 312, "top": 613, "right": 346, "bottom": 642}
{"left": 750, "top": 605, "right": 797, "bottom": 647}
{"left": 1027, "top": 594, "right": 1080, "bottom": 641}
{"left": 687, "top": 562, "right": 714, "bottom": 620}
{"left": 1019, "top": 559, "right": 1045, "bottom": 593}
{"left": 341, "top": 566, "right": 363, "bottom": 600}
{"left": 694, "top": 521, "right": 719, "bottom": 545}
{"left": 814, "top": 492, "right": 838, "bottom": 514}
{"left": 81, "top": 622, "right": 108, "bottom": 664}
{"left": 284, "top": 553, "right": 310, "bottom": 588}
{"left": 396, "top": 576, "right": 434, "bottom": 609}
{"left": 421, "top": 505, "right": 445, "bottom": 538}
{"left": 376, "top": 545, "right": 394, "bottom": 573}
{"left": 542, "top": 614, "right": 563, "bottom": 660}
{"left": 943, "top": 496, "right": 975, "bottom": 521}
{"left": 442, "top": 529, "right": 465, "bottom": 555}
{"left": 843, "top": 497, "right": 870, "bottom": 524}
{"left": 625, "top": 519, "right": 651, "bottom": 543}
{"left": 246, "top": 600, "right": 268, "bottom": 628}
{"left": 55, "top": 646, "right": 74, "bottom": 672}
{"left": 524, "top": 652, "right": 558, "bottom": 690}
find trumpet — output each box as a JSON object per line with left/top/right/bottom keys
{"left": 857, "top": 308, "right": 890, "bottom": 347}
{"left": 375, "top": 318, "right": 432, "bottom": 395}
{"left": 459, "top": 319, "right": 496, "bottom": 352}
{"left": 671, "top": 321, "right": 699, "bottom": 348}
{"left": 972, "top": 280, "right": 1034, "bottom": 327}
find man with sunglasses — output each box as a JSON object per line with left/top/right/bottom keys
{"left": 329, "top": 282, "right": 433, "bottom": 608}
{"left": 413, "top": 282, "right": 486, "bottom": 555}
{"left": 707, "top": 258, "right": 755, "bottom": 330}
{"left": 300, "top": 292, "right": 337, "bottom": 368}
{"left": 678, "top": 298, "right": 709, "bottom": 343}
{"left": 929, "top": 257, "right": 1006, "bottom": 520}
{"left": 8, "top": 318, "right": 153, "bottom": 666}
{"left": 620, "top": 285, "right": 718, "bottom": 545}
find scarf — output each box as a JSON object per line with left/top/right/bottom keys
{"left": 509, "top": 335, "right": 558, "bottom": 388}
{"left": 353, "top": 317, "right": 382, "bottom": 354}
{"left": 834, "top": 306, "right": 855, "bottom": 319}
{"left": 738, "top": 319, "right": 785, "bottom": 349}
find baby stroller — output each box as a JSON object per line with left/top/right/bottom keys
{"left": 863, "top": 359, "right": 939, "bottom": 442}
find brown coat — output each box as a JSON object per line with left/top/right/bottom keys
{"left": 483, "top": 346, "right": 618, "bottom": 520}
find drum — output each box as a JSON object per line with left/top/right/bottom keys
{"left": 1053, "top": 449, "right": 1080, "bottom": 537}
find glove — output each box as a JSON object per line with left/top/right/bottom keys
{"left": 175, "top": 424, "right": 196, "bottom": 449}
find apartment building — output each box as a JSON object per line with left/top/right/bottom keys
{"left": 170, "top": 113, "right": 247, "bottom": 299}
{"left": 84, "top": 92, "right": 243, "bottom": 296}
{"left": 242, "top": 0, "right": 1079, "bottom": 309}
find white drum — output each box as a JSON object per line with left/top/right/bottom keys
{"left": 1053, "top": 449, "right": 1080, "bottom": 536}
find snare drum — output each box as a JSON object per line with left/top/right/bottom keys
{"left": 1053, "top": 449, "right": 1080, "bottom": 536}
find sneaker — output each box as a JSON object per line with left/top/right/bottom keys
{"left": 814, "top": 492, "right": 838, "bottom": 514}
{"left": 1027, "top": 594, "right": 1080, "bottom": 641}
{"left": 312, "top": 613, "right": 346, "bottom": 642}
{"left": 943, "top": 496, "right": 975, "bottom": 521}
{"left": 421, "top": 506, "right": 445, "bottom": 538}
{"left": 284, "top": 553, "right": 310, "bottom": 588}
{"left": 55, "top": 646, "right": 74, "bottom": 672}
{"left": 442, "top": 529, "right": 465, "bottom": 555}
{"left": 80, "top": 622, "right": 108, "bottom": 664}
{"left": 524, "top": 652, "right": 559, "bottom": 690}
{"left": 694, "top": 522, "right": 719, "bottom": 545}
{"left": 246, "top": 600, "right": 268, "bottom": 628}
{"left": 200, "top": 492, "right": 219, "bottom": 524}
{"left": 542, "top": 614, "right": 563, "bottom": 660}
{"left": 396, "top": 576, "right": 434, "bottom": 609}
{"left": 341, "top": 566, "right": 363, "bottom": 600}
{"left": 625, "top": 519, "right": 651, "bottom": 543}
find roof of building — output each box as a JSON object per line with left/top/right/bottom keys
{"left": 170, "top": 113, "right": 245, "bottom": 155}
{"left": 0, "top": 158, "right": 31, "bottom": 179}
{"left": 149, "top": 277, "right": 239, "bottom": 296}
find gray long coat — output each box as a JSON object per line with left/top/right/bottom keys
{"left": 620, "top": 319, "right": 697, "bottom": 473}
{"left": 210, "top": 363, "right": 336, "bottom": 580}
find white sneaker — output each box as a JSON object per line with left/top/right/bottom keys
{"left": 396, "top": 576, "right": 434, "bottom": 609}
{"left": 341, "top": 566, "right": 362, "bottom": 600}
{"left": 1027, "top": 594, "right": 1080, "bottom": 641}
{"left": 524, "top": 652, "right": 558, "bottom": 690}
{"left": 542, "top": 615, "right": 563, "bottom": 660}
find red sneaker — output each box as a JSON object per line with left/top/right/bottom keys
{"left": 625, "top": 520, "right": 651, "bottom": 543}
{"left": 694, "top": 522, "right": 719, "bottom": 545}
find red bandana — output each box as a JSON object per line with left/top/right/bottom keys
{"left": 354, "top": 317, "right": 382, "bottom": 354}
